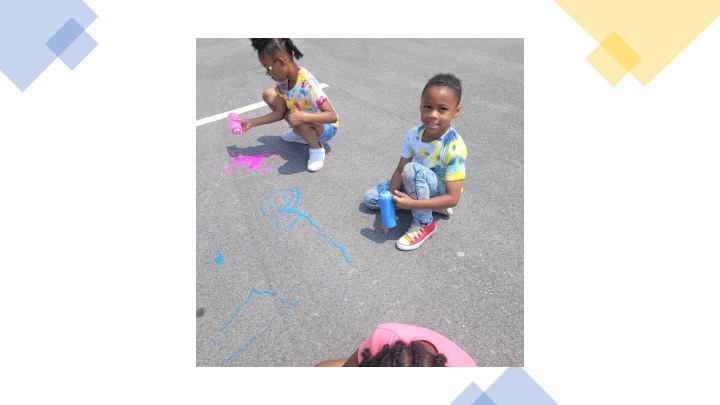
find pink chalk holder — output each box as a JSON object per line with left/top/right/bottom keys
{"left": 228, "top": 113, "right": 244, "bottom": 135}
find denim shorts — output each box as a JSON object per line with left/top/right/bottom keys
{"left": 318, "top": 123, "right": 337, "bottom": 144}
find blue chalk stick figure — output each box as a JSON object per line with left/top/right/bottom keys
{"left": 196, "top": 288, "right": 299, "bottom": 366}
{"left": 259, "top": 189, "right": 351, "bottom": 264}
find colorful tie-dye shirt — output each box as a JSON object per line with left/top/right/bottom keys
{"left": 275, "top": 66, "right": 339, "bottom": 129}
{"left": 401, "top": 125, "right": 467, "bottom": 182}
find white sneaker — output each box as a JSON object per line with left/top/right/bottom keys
{"left": 433, "top": 207, "right": 454, "bottom": 217}
{"left": 307, "top": 147, "right": 325, "bottom": 172}
{"left": 280, "top": 129, "right": 307, "bottom": 144}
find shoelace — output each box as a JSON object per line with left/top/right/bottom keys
{"left": 406, "top": 223, "right": 423, "bottom": 241}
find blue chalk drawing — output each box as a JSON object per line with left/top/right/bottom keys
{"left": 259, "top": 188, "right": 352, "bottom": 264}
{"left": 197, "top": 228, "right": 223, "bottom": 265}
{"left": 196, "top": 288, "right": 299, "bottom": 367}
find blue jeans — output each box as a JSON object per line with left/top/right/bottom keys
{"left": 363, "top": 162, "right": 446, "bottom": 226}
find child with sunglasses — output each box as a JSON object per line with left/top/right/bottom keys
{"left": 234, "top": 38, "right": 338, "bottom": 172}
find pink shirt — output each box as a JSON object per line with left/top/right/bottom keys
{"left": 357, "top": 323, "right": 477, "bottom": 367}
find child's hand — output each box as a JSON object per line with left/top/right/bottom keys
{"left": 234, "top": 117, "right": 252, "bottom": 132}
{"left": 286, "top": 111, "right": 304, "bottom": 127}
{"left": 392, "top": 190, "right": 414, "bottom": 210}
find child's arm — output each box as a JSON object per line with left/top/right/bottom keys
{"left": 388, "top": 156, "right": 412, "bottom": 194}
{"left": 235, "top": 101, "right": 288, "bottom": 132}
{"left": 286, "top": 100, "right": 337, "bottom": 127}
{"left": 314, "top": 358, "right": 347, "bottom": 367}
{"left": 393, "top": 179, "right": 463, "bottom": 210}
{"left": 313, "top": 350, "right": 360, "bottom": 367}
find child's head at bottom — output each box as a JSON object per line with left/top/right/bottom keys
{"left": 359, "top": 340, "right": 448, "bottom": 367}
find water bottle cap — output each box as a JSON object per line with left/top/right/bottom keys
{"left": 380, "top": 190, "right": 391, "bottom": 198}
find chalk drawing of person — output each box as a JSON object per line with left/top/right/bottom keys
{"left": 196, "top": 288, "right": 299, "bottom": 366}
{"left": 259, "top": 189, "right": 351, "bottom": 264}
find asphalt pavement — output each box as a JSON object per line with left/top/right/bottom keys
{"left": 196, "top": 38, "right": 523, "bottom": 367}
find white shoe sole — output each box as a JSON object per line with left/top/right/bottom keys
{"left": 307, "top": 162, "right": 324, "bottom": 172}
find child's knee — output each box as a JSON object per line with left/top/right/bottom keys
{"left": 305, "top": 123, "right": 323, "bottom": 136}
{"left": 262, "top": 87, "right": 278, "bottom": 104}
{"left": 297, "top": 123, "right": 321, "bottom": 137}
{"left": 402, "top": 162, "right": 418, "bottom": 181}
{"left": 363, "top": 188, "right": 378, "bottom": 208}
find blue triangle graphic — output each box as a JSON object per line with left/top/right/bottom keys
{"left": 473, "top": 393, "right": 498, "bottom": 405}
{"left": 483, "top": 367, "right": 558, "bottom": 405}
{"left": 450, "top": 382, "right": 485, "bottom": 405}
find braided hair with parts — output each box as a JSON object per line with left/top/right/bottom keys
{"left": 422, "top": 73, "right": 462, "bottom": 104}
{"left": 359, "top": 340, "right": 448, "bottom": 367}
{"left": 250, "top": 38, "right": 303, "bottom": 60}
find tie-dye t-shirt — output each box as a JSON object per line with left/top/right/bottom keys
{"left": 401, "top": 125, "right": 467, "bottom": 182}
{"left": 275, "top": 66, "right": 339, "bottom": 129}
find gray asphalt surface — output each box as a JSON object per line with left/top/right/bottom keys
{"left": 196, "top": 39, "right": 523, "bottom": 367}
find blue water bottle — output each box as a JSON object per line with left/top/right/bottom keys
{"left": 379, "top": 190, "right": 397, "bottom": 228}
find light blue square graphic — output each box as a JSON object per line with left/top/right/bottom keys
{"left": 0, "top": 1, "right": 97, "bottom": 91}
{"left": 46, "top": 18, "right": 85, "bottom": 57}
{"left": 58, "top": 30, "right": 97, "bottom": 70}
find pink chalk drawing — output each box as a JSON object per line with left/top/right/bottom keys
{"left": 223, "top": 149, "right": 281, "bottom": 176}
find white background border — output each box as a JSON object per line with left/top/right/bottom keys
{"left": 1, "top": 1, "right": 718, "bottom": 403}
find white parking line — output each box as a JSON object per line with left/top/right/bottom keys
{"left": 195, "top": 83, "right": 329, "bottom": 127}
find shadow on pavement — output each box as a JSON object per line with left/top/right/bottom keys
{"left": 227, "top": 134, "right": 330, "bottom": 175}
{"left": 358, "top": 202, "right": 410, "bottom": 243}
{"left": 358, "top": 202, "right": 453, "bottom": 244}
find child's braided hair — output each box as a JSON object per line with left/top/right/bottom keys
{"left": 250, "top": 38, "right": 303, "bottom": 60}
{"left": 359, "top": 340, "right": 448, "bottom": 367}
